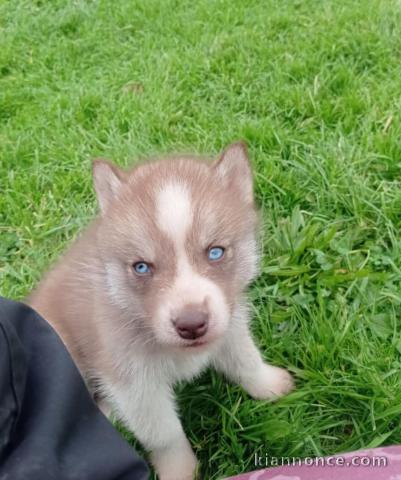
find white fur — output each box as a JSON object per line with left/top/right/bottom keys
{"left": 156, "top": 182, "right": 193, "bottom": 242}
{"left": 104, "top": 304, "right": 293, "bottom": 480}
{"left": 211, "top": 304, "right": 294, "bottom": 400}
{"left": 236, "top": 232, "right": 260, "bottom": 284}
{"left": 105, "top": 262, "right": 130, "bottom": 309}
{"left": 154, "top": 183, "right": 230, "bottom": 346}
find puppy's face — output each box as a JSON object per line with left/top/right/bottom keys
{"left": 93, "top": 143, "right": 259, "bottom": 350}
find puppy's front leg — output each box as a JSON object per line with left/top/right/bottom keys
{"left": 111, "top": 381, "right": 197, "bottom": 480}
{"left": 212, "top": 311, "right": 294, "bottom": 400}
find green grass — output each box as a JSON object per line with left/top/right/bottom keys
{"left": 2, "top": 0, "right": 401, "bottom": 478}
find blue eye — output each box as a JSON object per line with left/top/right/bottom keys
{"left": 133, "top": 262, "right": 151, "bottom": 275}
{"left": 208, "top": 246, "right": 225, "bottom": 262}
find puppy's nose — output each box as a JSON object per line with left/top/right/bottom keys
{"left": 173, "top": 307, "right": 209, "bottom": 340}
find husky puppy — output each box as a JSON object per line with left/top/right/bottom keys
{"left": 28, "top": 142, "right": 294, "bottom": 480}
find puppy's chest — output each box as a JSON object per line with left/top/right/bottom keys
{"left": 166, "top": 350, "right": 213, "bottom": 383}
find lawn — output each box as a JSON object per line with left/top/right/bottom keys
{"left": 2, "top": 0, "right": 401, "bottom": 478}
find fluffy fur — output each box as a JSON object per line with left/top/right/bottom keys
{"left": 28, "top": 142, "right": 294, "bottom": 480}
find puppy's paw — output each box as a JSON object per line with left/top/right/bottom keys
{"left": 152, "top": 441, "right": 198, "bottom": 480}
{"left": 243, "top": 364, "right": 294, "bottom": 401}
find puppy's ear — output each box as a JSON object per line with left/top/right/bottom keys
{"left": 92, "top": 159, "right": 125, "bottom": 214}
{"left": 213, "top": 141, "right": 253, "bottom": 204}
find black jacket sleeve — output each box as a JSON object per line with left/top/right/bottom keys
{"left": 0, "top": 296, "right": 149, "bottom": 480}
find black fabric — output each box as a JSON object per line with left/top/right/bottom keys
{"left": 0, "top": 296, "right": 149, "bottom": 480}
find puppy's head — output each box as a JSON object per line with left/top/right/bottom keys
{"left": 93, "top": 142, "right": 259, "bottom": 350}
